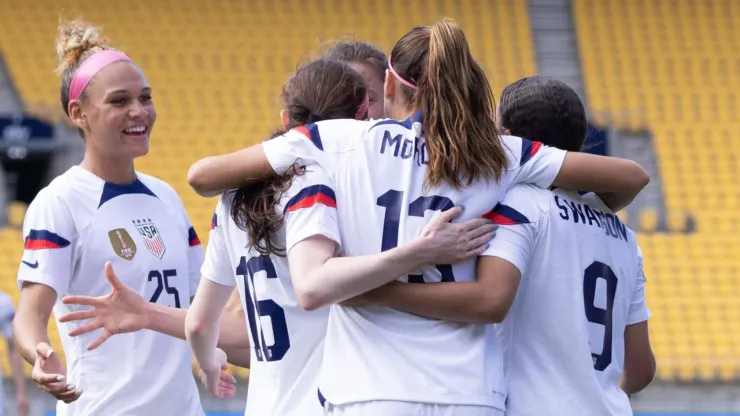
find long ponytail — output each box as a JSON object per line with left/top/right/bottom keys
{"left": 390, "top": 18, "right": 508, "bottom": 189}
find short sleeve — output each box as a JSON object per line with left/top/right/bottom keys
{"left": 262, "top": 125, "right": 329, "bottom": 174}
{"left": 509, "top": 137, "right": 567, "bottom": 188}
{"left": 201, "top": 199, "right": 236, "bottom": 287}
{"left": 627, "top": 245, "right": 651, "bottom": 325}
{"left": 480, "top": 217, "right": 538, "bottom": 276}
{"left": 171, "top": 195, "right": 205, "bottom": 297}
{"left": 186, "top": 225, "right": 205, "bottom": 296}
{"left": 17, "top": 190, "right": 77, "bottom": 298}
{"left": 283, "top": 167, "right": 341, "bottom": 254}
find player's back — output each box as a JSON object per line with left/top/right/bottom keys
{"left": 493, "top": 185, "right": 643, "bottom": 415}
{"left": 207, "top": 174, "right": 333, "bottom": 416}
{"left": 288, "top": 114, "right": 567, "bottom": 409}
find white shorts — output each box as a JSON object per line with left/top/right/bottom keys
{"left": 324, "top": 401, "right": 504, "bottom": 416}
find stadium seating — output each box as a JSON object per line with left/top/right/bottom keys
{"left": 574, "top": 0, "right": 740, "bottom": 381}
{"left": 0, "top": 0, "right": 536, "bottom": 378}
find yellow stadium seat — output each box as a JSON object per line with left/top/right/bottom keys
{"left": 576, "top": 0, "right": 740, "bottom": 381}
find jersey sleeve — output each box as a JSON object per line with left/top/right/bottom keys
{"left": 262, "top": 124, "right": 330, "bottom": 175}
{"left": 17, "top": 190, "right": 77, "bottom": 297}
{"left": 627, "top": 245, "right": 651, "bottom": 325}
{"left": 201, "top": 199, "right": 236, "bottom": 287}
{"left": 479, "top": 185, "right": 549, "bottom": 275}
{"left": 262, "top": 119, "right": 365, "bottom": 175}
{"left": 505, "top": 136, "right": 567, "bottom": 189}
{"left": 283, "top": 166, "right": 341, "bottom": 254}
{"left": 169, "top": 193, "right": 205, "bottom": 297}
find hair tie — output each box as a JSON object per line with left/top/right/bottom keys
{"left": 306, "top": 113, "right": 324, "bottom": 124}
{"left": 387, "top": 56, "right": 417, "bottom": 90}
{"left": 355, "top": 95, "right": 370, "bottom": 120}
{"left": 69, "top": 50, "right": 133, "bottom": 101}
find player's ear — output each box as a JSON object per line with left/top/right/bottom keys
{"left": 384, "top": 69, "right": 394, "bottom": 99}
{"left": 280, "top": 109, "right": 289, "bottom": 130}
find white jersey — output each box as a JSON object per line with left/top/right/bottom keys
{"left": 261, "top": 113, "right": 567, "bottom": 410}
{"left": 17, "top": 166, "right": 204, "bottom": 416}
{"left": 201, "top": 168, "right": 340, "bottom": 416}
{"left": 0, "top": 292, "right": 14, "bottom": 415}
{"left": 484, "top": 185, "right": 651, "bottom": 415}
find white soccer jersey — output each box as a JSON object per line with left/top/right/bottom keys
{"left": 17, "top": 166, "right": 204, "bottom": 416}
{"left": 201, "top": 167, "right": 340, "bottom": 416}
{"left": 0, "top": 292, "right": 14, "bottom": 415}
{"left": 483, "top": 185, "right": 651, "bottom": 415}
{"left": 261, "top": 113, "right": 567, "bottom": 410}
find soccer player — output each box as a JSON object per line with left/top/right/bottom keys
{"left": 187, "top": 18, "right": 650, "bottom": 416}
{"left": 187, "top": 58, "right": 493, "bottom": 415}
{"left": 324, "top": 41, "right": 388, "bottom": 119}
{"left": 0, "top": 292, "right": 28, "bottom": 416}
{"left": 348, "top": 76, "right": 656, "bottom": 414}
{"left": 12, "top": 20, "right": 208, "bottom": 415}
{"left": 489, "top": 76, "right": 655, "bottom": 414}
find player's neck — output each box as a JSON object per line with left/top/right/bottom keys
{"left": 80, "top": 152, "right": 136, "bottom": 185}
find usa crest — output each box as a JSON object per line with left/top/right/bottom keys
{"left": 134, "top": 218, "right": 166, "bottom": 259}
{"left": 108, "top": 228, "right": 136, "bottom": 261}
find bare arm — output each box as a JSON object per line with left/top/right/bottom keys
{"left": 13, "top": 283, "right": 55, "bottom": 364}
{"left": 360, "top": 257, "right": 521, "bottom": 324}
{"left": 187, "top": 146, "right": 274, "bottom": 197}
{"left": 217, "top": 288, "right": 250, "bottom": 368}
{"left": 553, "top": 152, "right": 650, "bottom": 212}
{"left": 288, "top": 207, "right": 494, "bottom": 311}
{"left": 145, "top": 303, "right": 248, "bottom": 349}
{"left": 60, "top": 264, "right": 250, "bottom": 350}
{"left": 620, "top": 320, "right": 655, "bottom": 394}
{"left": 186, "top": 279, "right": 235, "bottom": 372}
{"left": 289, "top": 236, "right": 431, "bottom": 311}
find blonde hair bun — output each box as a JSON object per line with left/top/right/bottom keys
{"left": 55, "top": 19, "right": 111, "bottom": 75}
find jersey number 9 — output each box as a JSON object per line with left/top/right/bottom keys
{"left": 583, "top": 261, "right": 618, "bottom": 371}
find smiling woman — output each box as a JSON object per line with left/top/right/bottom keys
{"left": 12, "top": 19, "right": 211, "bottom": 416}
{"left": 55, "top": 20, "right": 155, "bottom": 179}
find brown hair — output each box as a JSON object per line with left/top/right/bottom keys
{"left": 499, "top": 76, "right": 587, "bottom": 152}
{"left": 324, "top": 40, "right": 387, "bottom": 82}
{"left": 389, "top": 18, "right": 508, "bottom": 189}
{"left": 230, "top": 59, "right": 366, "bottom": 256}
{"left": 55, "top": 20, "right": 116, "bottom": 117}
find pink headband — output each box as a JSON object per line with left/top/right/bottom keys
{"left": 69, "top": 50, "right": 133, "bottom": 101}
{"left": 355, "top": 94, "right": 370, "bottom": 119}
{"left": 388, "top": 57, "right": 418, "bottom": 90}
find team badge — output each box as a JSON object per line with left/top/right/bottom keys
{"left": 134, "top": 218, "right": 166, "bottom": 259}
{"left": 108, "top": 228, "right": 137, "bottom": 261}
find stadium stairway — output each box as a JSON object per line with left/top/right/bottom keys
{"left": 574, "top": 0, "right": 740, "bottom": 382}
{"left": 0, "top": 0, "right": 538, "bottom": 378}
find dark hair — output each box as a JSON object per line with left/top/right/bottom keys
{"left": 324, "top": 40, "right": 388, "bottom": 82}
{"left": 230, "top": 59, "right": 367, "bottom": 256}
{"left": 56, "top": 20, "right": 115, "bottom": 118}
{"left": 389, "top": 18, "right": 508, "bottom": 189}
{"left": 498, "top": 76, "right": 587, "bottom": 152}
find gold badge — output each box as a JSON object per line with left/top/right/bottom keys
{"left": 108, "top": 228, "right": 137, "bottom": 261}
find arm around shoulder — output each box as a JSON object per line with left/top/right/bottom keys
{"left": 552, "top": 152, "right": 650, "bottom": 211}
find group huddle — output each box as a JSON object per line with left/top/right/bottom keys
{"left": 13, "top": 17, "right": 654, "bottom": 416}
